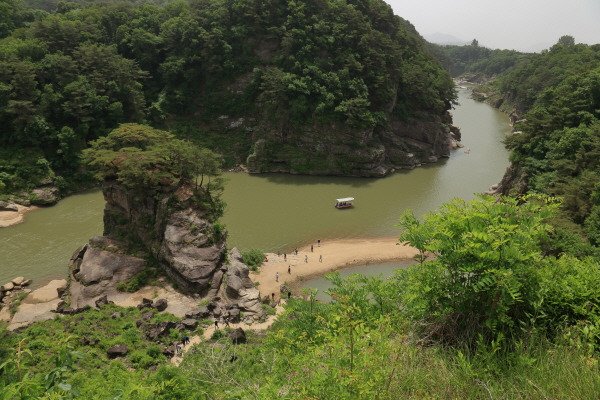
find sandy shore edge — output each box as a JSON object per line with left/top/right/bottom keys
{"left": 251, "top": 237, "right": 418, "bottom": 299}
{"left": 0, "top": 205, "right": 38, "bottom": 228}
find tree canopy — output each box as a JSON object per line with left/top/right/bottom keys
{"left": 0, "top": 0, "right": 454, "bottom": 195}
{"left": 82, "top": 123, "right": 222, "bottom": 194}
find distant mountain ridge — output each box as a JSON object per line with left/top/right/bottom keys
{"left": 425, "top": 32, "right": 469, "bottom": 46}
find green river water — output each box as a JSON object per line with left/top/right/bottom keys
{"left": 0, "top": 87, "right": 511, "bottom": 287}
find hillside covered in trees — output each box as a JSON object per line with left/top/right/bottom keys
{"left": 434, "top": 37, "right": 600, "bottom": 251}
{"left": 0, "top": 0, "right": 456, "bottom": 198}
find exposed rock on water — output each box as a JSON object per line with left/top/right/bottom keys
{"left": 245, "top": 111, "right": 461, "bottom": 176}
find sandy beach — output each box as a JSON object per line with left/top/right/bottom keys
{"left": 0, "top": 204, "right": 36, "bottom": 228}
{"left": 252, "top": 237, "right": 418, "bottom": 300}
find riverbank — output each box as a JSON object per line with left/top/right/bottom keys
{"left": 0, "top": 204, "right": 37, "bottom": 228}
{"left": 251, "top": 237, "right": 419, "bottom": 300}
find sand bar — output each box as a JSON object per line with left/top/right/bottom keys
{"left": 252, "top": 237, "right": 418, "bottom": 299}
{"left": 0, "top": 205, "right": 37, "bottom": 228}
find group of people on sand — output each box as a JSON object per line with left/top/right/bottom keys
{"left": 274, "top": 240, "right": 323, "bottom": 282}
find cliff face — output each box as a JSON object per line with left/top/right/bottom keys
{"left": 101, "top": 180, "right": 226, "bottom": 295}
{"left": 68, "top": 179, "right": 263, "bottom": 314}
{"left": 228, "top": 111, "right": 461, "bottom": 177}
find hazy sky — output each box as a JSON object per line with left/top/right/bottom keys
{"left": 387, "top": 0, "right": 600, "bottom": 52}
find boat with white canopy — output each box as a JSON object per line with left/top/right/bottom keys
{"left": 335, "top": 197, "right": 354, "bottom": 209}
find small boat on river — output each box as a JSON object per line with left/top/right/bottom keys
{"left": 335, "top": 197, "right": 354, "bottom": 209}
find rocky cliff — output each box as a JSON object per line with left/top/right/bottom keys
{"left": 68, "top": 180, "right": 262, "bottom": 315}
{"left": 244, "top": 111, "right": 461, "bottom": 176}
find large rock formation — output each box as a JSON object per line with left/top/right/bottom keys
{"left": 68, "top": 180, "right": 262, "bottom": 316}
{"left": 242, "top": 111, "right": 461, "bottom": 176}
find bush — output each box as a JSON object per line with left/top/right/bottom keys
{"left": 210, "top": 329, "right": 226, "bottom": 341}
{"left": 242, "top": 248, "right": 265, "bottom": 271}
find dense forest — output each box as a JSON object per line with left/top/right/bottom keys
{"left": 0, "top": 0, "right": 454, "bottom": 197}
{"left": 435, "top": 37, "right": 600, "bottom": 251}
{"left": 3, "top": 2, "right": 600, "bottom": 399}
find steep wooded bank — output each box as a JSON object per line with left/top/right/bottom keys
{"left": 435, "top": 38, "right": 600, "bottom": 248}
{"left": 0, "top": 0, "right": 457, "bottom": 200}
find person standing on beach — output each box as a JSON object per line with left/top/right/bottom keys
{"left": 311, "top": 245, "right": 313, "bottom": 252}
{"left": 305, "top": 255, "right": 308, "bottom": 263}
{"left": 318, "top": 239, "right": 320, "bottom": 247}
{"left": 319, "top": 254, "right": 322, "bottom": 262}
{"left": 288, "top": 265, "right": 291, "bottom": 274}
{"left": 275, "top": 272, "right": 279, "bottom": 282}
{"left": 284, "top": 253, "right": 287, "bottom": 261}
{"left": 295, "top": 248, "right": 298, "bottom": 255}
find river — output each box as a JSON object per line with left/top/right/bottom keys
{"left": 0, "top": 87, "right": 511, "bottom": 287}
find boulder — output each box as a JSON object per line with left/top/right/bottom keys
{"left": 162, "top": 346, "right": 175, "bottom": 359}
{"left": 82, "top": 336, "right": 100, "bottom": 346}
{"left": 152, "top": 298, "right": 168, "bottom": 312}
{"left": 228, "top": 328, "right": 247, "bottom": 344}
{"left": 74, "top": 247, "right": 145, "bottom": 286}
{"left": 185, "top": 306, "right": 211, "bottom": 319}
{"left": 144, "top": 321, "right": 177, "bottom": 340}
{"left": 228, "top": 308, "right": 241, "bottom": 323}
{"left": 25, "top": 280, "right": 67, "bottom": 303}
{"left": 31, "top": 186, "right": 60, "bottom": 205}
{"left": 137, "top": 298, "right": 153, "bottom": 309}
{"left": 0, "top": 201, "right": 18, "bottom": 212}
{"left": 181, "top": 319, "right": 198, "bottom": 330}
{"left": 107, "top": 344, "right": 128, "bottom": 358}
{"left": 12, "top": 277, "right": 25, "bottom": 286}
{"left": 2, "top": 282, "right": 14, "bottom": 291}
{"left": 94, "top": 295, "right": 113, "bottom": 308}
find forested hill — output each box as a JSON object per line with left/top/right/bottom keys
{"left": 436, "top": 37, "right": 600, "bottom": 249}
{"left": 0, "top": 0, "right": 455, "bottom": 197}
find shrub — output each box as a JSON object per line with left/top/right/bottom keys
{"left": 210, "top": 329, "right": 226, "bottom": 341}
{"left": 242, "top": 248, "right": 265, "bottom": 270}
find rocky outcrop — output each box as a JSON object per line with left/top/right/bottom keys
{"left": 100, "top": 180, "right": 227, "bottom": 295}
{"left": 67, "top": 180, "right": 262, "bottom": 317}
{"left": 245, "top": 111, "right": 461, "bottom": 176}
{"left": 220, "top": 248, "right": 262, "bottom": 315}
{"left": 6, "top": 279, "right": 66, "bottom": 330}
{"left": 69, "top": 241, "right": 146, "bottom": 309}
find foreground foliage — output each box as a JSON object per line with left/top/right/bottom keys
{"left": 2, "top": 194, "right": 600, "bottom": 398}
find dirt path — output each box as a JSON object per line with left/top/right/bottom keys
{"left": 170, "top": 237, "right": 417, "bottom": 366}
{"left": 171, "top": 303, "right": 285, "bottom": 366}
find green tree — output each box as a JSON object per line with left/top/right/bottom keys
{"left": 82, "top": 123, "right": 223, "bottom": 197}
{"left": 396, "top": 194, "right": 560, "bottom": 345}
{"left": 557, "top": 35, "right": 575, "bottom": 47}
